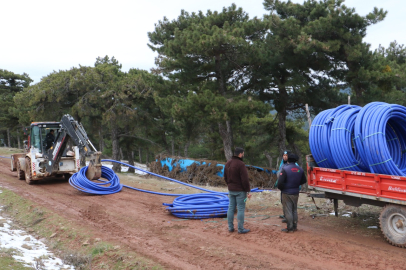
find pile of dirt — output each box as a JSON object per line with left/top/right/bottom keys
{"left": 149, "top": 156, "right": 277, "bottom": 188}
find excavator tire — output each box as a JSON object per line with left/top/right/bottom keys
{"left": 10, "top": 156, "right": 16, "bottom": 171}
{"left": 380, "top": 204, "right": 406, "bottom": 248}
{"left": 25, "top": 157, "right": 34, "bottom": 185}
{"left": 17, "top": 160, "right": 25, "bottom": 180}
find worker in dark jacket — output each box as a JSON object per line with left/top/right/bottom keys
{"left": 224, "top": 147, "right": 251, "bottom": 234}
{"left": 277, "top": 152, "right": 307, "bottom": 233}
{"left": 276, "top": 150, "right": 291, "bottom": 221}
{"left": 45, "top": 129, "right": 55, "bottom": 150}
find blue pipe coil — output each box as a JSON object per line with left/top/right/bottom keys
{"left": 310, "top": 102, "right": 406, "bottom": 177}
{"left": 69, "top": 159, "right": 264, "bottom": 219}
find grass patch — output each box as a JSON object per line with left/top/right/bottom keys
{"left": 0, "top": 247, "right": 33, "bottom": 269}
{"left": 0, "top": 147, "right": 23, "bottom": 156}
{"left": 0, "top": 188, "right": 163, "bottom": 270}
{"left": 0, "top": 255, "right": 33, "bottom": 270}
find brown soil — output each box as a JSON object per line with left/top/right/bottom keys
{"left": 0, "top": 157, "right": 405, "bottom": 270}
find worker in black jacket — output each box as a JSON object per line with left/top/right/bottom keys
{"left": 277, "top": 152, "right": 307, "bottom": 233}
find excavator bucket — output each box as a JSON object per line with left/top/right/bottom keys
{"left": 86, "top": 152, "right": 102, "bottom": 180}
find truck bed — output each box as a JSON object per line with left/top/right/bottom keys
{"left": 307, "top": 164, "right": 406, "bottom": 206}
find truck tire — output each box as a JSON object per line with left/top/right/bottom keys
{"left": 11, "top": 156, "right": 16, "bottom": 171}
{"left": 380, "top": 205, "right": 406, "bottom": 247}
{"left": 16, "top": 160, "right": 25, "bottom": 180}
{"left": 25, "top": 157, "right": 34, "bottom": 185}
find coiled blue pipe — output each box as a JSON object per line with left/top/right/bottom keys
{"left": 163, "top": 193, "right": 229, "bottom": 219}
{"left": 310, "top": 102, "right": 406, "bottom": 176}
{"left": 69, "top": 159, "right": 263, "bottom": 219}
{"left": 329, "top": 105, "right": 367, "bottom": 171}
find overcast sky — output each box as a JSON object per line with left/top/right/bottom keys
{"left": 2, "top": 0, "right": 404, "bottom": 84}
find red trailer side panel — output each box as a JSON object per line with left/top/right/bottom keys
{"left": 307, "top": 162, "right": 406, "bottom": 203}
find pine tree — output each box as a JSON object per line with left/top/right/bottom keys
{"left": 251, "top": 0, "right": 387, "bottom": 156}
{"left": 148, "top": 4, "right": 269, "bottom": 160}
{"left": 0, "top": 69, "right": 32, "bottom": 146}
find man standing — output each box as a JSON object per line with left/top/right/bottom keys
{"left": 224, "top": 147, "right": 251, "bottom": 234}
{"left": 275, "top": 150, "right": 290, "bottom": 222}
{"left": 277, "top": 152, "right": 307, "bottom": 233}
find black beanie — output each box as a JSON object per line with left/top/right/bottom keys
{"left": 287, "top": 152, "right": 299, "bottom": 162}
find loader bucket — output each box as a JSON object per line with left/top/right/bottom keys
{"left": 86, "top": 152, "right": 102, "bottom": 180}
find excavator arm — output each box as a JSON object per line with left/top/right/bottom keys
{"left": 44, "top": 114, "right": 102, "bottom": 180}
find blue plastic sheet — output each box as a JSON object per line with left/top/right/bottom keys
{"left": 159, "top": 158, "right": 275, "bottom": 177}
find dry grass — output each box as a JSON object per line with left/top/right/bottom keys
{"left": 0, "top": 147, "right": 23, "bottom": 156}
{"left": 61, "top": 251, "right": 92, "bottom": 270}
{"left": 0, "top": 187, "right": 163, "bottom": 270}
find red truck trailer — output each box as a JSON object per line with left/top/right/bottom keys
{"left": 307, "top": 155, "right": 406, "bottom": 247}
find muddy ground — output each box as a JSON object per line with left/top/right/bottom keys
{"left": 0, "top": 156, "right": 405, "bottom": 270}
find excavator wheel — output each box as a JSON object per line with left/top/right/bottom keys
{"left": 10, "top": 156, "right": 16, "bottom": 171}
{"left": 25, "top": 157, "right": 34, "bottom": 185}
{"left": 380, "top": 204, "right": 406, "bottom": 248}
{"left": 16, "top": 160, "right": 25, "bottom": 180}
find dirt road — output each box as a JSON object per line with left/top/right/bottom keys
{"left": 0, "top": 157, "right": 404, "bottom": 270}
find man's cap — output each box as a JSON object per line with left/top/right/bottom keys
{"left": 283, "top": 150, "right": 292, "bottom": 155}
{"left": 234, "top": 147, "right": 244, "bottom": 156}
{"left": 287, "top": 152, "right": 299, "bottom": 162}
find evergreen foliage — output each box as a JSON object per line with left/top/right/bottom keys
{"left": 2, "top": 1, "right": 405, "bottom": 170}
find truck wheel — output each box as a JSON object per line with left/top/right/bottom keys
{"left": 380, "top": 205, "right": 406, "bottom": 247}
{"left": 10, "top": 156, "right": 16, "bottom": 171}
{"left": 25, "top": 157, "right": 34, "bottom": 185}
{"left": 16, "top": 161, "right": 25, "bottom": 180}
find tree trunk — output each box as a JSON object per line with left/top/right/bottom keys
{"left": 184, "top": 141, "right": 190, "bottom": 158}
{"left": 353, "top": 84, "right": 365, "bottom": 106}
{"left": 305, "top": 104, "right": 312, "bottom": 133}
{"left": 7, "top": 128, "right": 10, "bottom": 148}
{"left": 218, "top": 121, "right": 233, "bottom": 161}
{"left": 17, "top": 128, "right": 21, "bottom": 149}
{"left": 139, "top": 148, "right": 142, "bottom": 163}
{"left": 128, "top": 148, "right": 135, "bottom": 173}
{"left": 264, "top": 151, "right": 273, "bottom": 168}
{"left": 119, "top": 147, "right": 124, "bottom": 161}
{"left": 146, "top": 149, "right": 149, "bottom": 164}
{"left": 111, "top": 116, "right": 120, "bottom": 172}
{"left": 171, "top": 139, "right": 175, "bottom": 156}
{"left": 215, "top": 53, "right": 234, "bottom": 161}
{"left": 99, "top": 126, "right": 104, "bottom": 152}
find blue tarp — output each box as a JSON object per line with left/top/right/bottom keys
{"left": 159, "top": 158, "right": 275, "bottom": 177}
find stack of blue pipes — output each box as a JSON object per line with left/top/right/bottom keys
{"left": 309, "top": 102, "right": 406, "bottom": 176}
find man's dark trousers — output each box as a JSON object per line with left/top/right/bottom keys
{"left": 282, "top": 193, "right": 299, "bottom": 231}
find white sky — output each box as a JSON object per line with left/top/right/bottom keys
{"left": 1, "top": 0, "right": 404, "bottom": 84}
